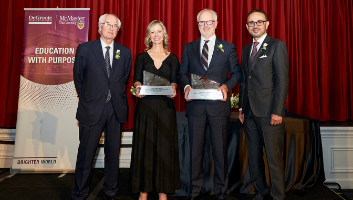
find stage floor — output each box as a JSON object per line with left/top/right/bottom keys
{"left": 0, "top": 168, "right": 350, "bottom": 200}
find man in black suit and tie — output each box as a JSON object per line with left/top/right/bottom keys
{"left": 239, "top": 10, "right": 289, "bottom": 200}
{"left": 179, "top": 9, "right": 241, "bottom": 200}
{"left": 72, "top": 14, "right": 131, "bottom": 200}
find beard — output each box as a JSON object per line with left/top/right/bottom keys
{"left": 249, "top": 28, "right": 266, "bottom": 38}
{"left": 199, "top": 27, "right": 215, "bottom": 37}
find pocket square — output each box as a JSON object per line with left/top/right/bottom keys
{"left": 260, "top": 55, "right": 267, "bottom": 58}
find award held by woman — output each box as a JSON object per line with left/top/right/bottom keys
{"left": 139, "top": 70, "right": 174, "bottom": 95}
{"left": 187, "top": 74, "right": 223, "bottom": 100}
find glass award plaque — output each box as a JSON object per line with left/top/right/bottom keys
{"left": 187, "top": 74, "right": 223, "bottom": 100}
{"left": 139, "top": 71, "right": 174, "bottom": 95}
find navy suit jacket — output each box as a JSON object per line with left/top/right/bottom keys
{"left": 239, "top": 35, "right": 289, "bottom": 117}
{"left": 73, "top": 39, "right": 131, "bottom": 125}
{"left": 179, "top": 37, "right": 241, "bottom": 117}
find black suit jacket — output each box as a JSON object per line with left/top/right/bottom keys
{"left": 73, "top": 39, "right": 131, "bottom": 125}
{"left": 179, "top": 37, "right": 241, "bottom": 117}
{"left": 239, "top": 35, "right": 289, "bottom": 117}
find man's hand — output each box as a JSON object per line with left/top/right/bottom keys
{"left": 239, "top": 111, "right": 244, "bottom": 124}
{"left": 217, "top": 85, "right": 228, "bottom": 102}
{"left": 270, "top": 114, "right": 282, "bottom": 125}
{"left": 184, "top": 86, "right": 192, "bottom": 102}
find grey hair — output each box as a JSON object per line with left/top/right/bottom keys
{"left": 197, "top": 9, "right": 218, "bottom": 22}
{"left": 98, "top": 14, "right": 121, "bottom": 34}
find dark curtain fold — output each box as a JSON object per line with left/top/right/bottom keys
{"left": 0, "top": 0, "right": 352, "bottom": 129}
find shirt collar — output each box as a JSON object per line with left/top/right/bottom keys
{"left": 201, "top": 34, "right": 216, "bottom": 44}
{"left": 252, "top": 33, "right": 267, "bottom": 44}
{"left": 100, "top": 38, "right": 114, "bottom": 50}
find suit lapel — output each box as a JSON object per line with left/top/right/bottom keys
{"left": 250, "top": 35, "right": 271, "bottom": 71}
{"left": 111, "top": 42, "right": 120, "bottom": 75}
{"left": 208, "top": 37, "right": 221, "bottom": 69}
{"left": 92, "top": 39, "right": 108, "bottom": 77}
{"left": 192, "top": 38, "right": 202, "bottom": 70}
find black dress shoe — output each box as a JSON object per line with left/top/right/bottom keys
{"left": 213, "top": 195, "right": 225, "bottom": 200}
{"left": 104, "top": 194, "right": 118, "bottom": 200}
{"left": 251, "top": 193, "right": 272, "bottom": 200}
{"left": 263, "top": 194, "right": 272, "bottom": 200}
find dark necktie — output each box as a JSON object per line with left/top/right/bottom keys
{"left": 249, "top": 41, "right": 259, "bottom": 66}
{"left": 201, "top": 40, "right": 210, "bottom": 71}
{"left": 105, "top": 46, "right": 111, "bottom": 103}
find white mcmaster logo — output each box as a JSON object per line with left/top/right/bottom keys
{"left": 28, "top": 15, "right": 53, "bottom": 24}
{"left": 59, "top": 15, "right": 86, "bottom": 25}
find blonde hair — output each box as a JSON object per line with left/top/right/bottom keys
{"left": 144, "top": 20, "right": 169, "bottom": 53}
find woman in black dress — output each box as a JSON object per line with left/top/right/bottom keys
{"left": 130, "top": 20, "right": 180, "bottom": 200}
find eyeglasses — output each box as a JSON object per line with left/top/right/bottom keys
{"left": 101, "top": 22, "right": 119, "bottom": 30}
{"left": 247, "top": 20, "right": 267, "bottom": 27}
{"left": 198, "top": 20, "right": 215, "bottom": 26}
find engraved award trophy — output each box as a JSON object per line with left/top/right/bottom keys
{"left": 139, "top": 70, "right": 174, "bottom": 95}
{"left": 187, "top": 74, "right": 223, "bottom": 100}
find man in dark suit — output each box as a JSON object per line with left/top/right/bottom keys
{"left": 179, "top": 9, "right": 241, "bottom": 200}
{"left": 72, "top": 14, "right": 131, "bottom": 200}
{"left": 238, "top": 10, "right": 289, "bottom": 200}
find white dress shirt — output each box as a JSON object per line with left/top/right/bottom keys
{"left": 249, "top": 33, "right": 267, "bottom": 56}
{"left": 184, "top": 34, "right": 217, "bottom": 92}
{"left": 200, "top": 34, "right": 217, "bottom": 65}
{"left": 100, "top": 38, "right": 114, "bottom": 67}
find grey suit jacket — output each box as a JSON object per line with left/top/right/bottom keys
{"left": 239, "top": 35, "right": 289, "bottom": 117}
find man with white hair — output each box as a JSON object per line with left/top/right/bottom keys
{"left": 72, "top": 13, "right": 131, "bottom": 200}
{"left": 179, "top": 9, "right": 241, "bottom": 200}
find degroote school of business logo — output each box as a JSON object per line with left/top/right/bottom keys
{"left": 28, "top": 15, "right": 53, "bottom": 24}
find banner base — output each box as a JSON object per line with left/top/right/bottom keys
{"left": 10, "top": 168, "right": 75, "bottom": 174}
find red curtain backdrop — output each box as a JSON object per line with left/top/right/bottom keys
{"left": 0, "top": 0, "right": 352, "bottom": 130}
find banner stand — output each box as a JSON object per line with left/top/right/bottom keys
{"left": 12, "top": 8, "right": 90, "bottom": 173}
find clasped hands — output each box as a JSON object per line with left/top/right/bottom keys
{"left": 184, "top": 85, "right": 228, "bottom": 102}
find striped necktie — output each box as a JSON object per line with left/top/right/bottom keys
{"left": 201, "top": 40, "right": 210, "bottom": 71}
{"left": 249, "top": 41, "right": 259, "bottom": 66}
{"left": 105, "top": 46, "right": 111, "bottom": 103}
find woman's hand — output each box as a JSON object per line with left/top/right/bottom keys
{"left": 167, "top": 85, "right": 177, "bottom": 99}
{"left": 136, "top": 85, "right": 146, "bottom": 98}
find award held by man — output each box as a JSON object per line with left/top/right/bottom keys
{"left": 187, "top": 74, "right": 223, "bottom": 100}
{"left": 139, "top": 71, "right": 174, "bottom": 96}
